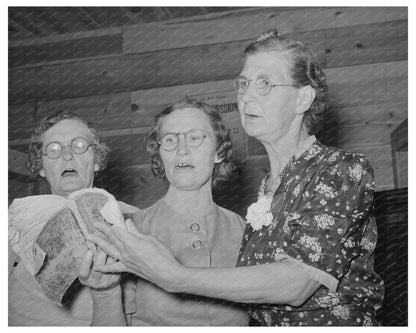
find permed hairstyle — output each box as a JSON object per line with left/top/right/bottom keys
{"left": 145, "top": 98, "right": 237, "bottom": 188}
{"left": 243, "top": 29, "right": 328, "bottom": 135}
{"left": 26, "top": 111, "right": 110, "bottom": 176}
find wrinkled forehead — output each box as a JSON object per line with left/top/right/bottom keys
{"left": 42, "top": 119, "right": 94, "bottom": 144}
{"left": 159, "top": 107, "right": 214, "bottom": 135}
{"left": 241, "top": 50, "right": 293, "bottom": 80}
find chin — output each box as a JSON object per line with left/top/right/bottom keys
{"left": 171, "top": 177, "right": 207, "bottom": 191}
{"left": 241, "top": 122, "right": 260, "bottom": 137}
{"left": 244, "top": 127, "right": 263, "bottom": 139}
{"left": 59, "top": 182, "right": 86, "bottom": 194}
{"left": 173, "top": 182, "right": 201, "bottom": 191}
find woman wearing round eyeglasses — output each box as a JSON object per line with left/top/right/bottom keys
{"left": 92, "top": 30, "right": 384, "bottom": 326}
{"left": 8, "top": 111, "right": 134, "bottom": 326}
{"left": 104, "top": 98, "right": 248, "bottom": 326}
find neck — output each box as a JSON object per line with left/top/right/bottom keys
{"left": 261, "top": 124, "right": 311, "bottom": 180}
{"left": 164, "top": 181, "right": 215, "bottom": 217}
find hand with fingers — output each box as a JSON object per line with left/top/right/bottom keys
{"left": 79, "top": 249, "right": 127, "bottom": 326}
{"left": 79, "top": 249, "right": 121, "bottom": 292}
{"left": 89, "top": 218, "right": 183, "bottom": 292}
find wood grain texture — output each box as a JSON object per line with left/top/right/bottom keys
{"left": 8, "top": 7, "right": 407, "bottom": 200}
{"left": 10, "top": 7, "right": 407, "bottom": 54}
{"left": 8, "top": 148, "right": 31, "bottom": 176}
{"left": 10, "top": 19, "right": 406, "bottom": 104}
{"left": 326, "top": 20, "right": 407, "bottom": 67}
{"left": 10, "top": 33, "right": 123, "bottom": 67}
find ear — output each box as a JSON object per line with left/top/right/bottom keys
{"left": 295, "top": 85, "right": 316, "bottom": 115}
{"left": 94, "top": 163, "right": 100, "bottom": 172}
{"left": 39, "top": 169, "right": 45, "bottom": 178}
{"left": 214, "top": 153, "right": 223, "bottom": 164}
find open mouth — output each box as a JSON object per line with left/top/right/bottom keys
{"left": 61, "top": 168, "right": 78, "bottom": 177}
{"left": 176, "top": 163, "right": 194, "bottom": 170}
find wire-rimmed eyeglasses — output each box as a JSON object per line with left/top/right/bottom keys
{"left": 234, "top": 76, "right": 297, "bottom": 96}
{"left": 42, "top": 137, "right": 96, "bottom": 159}
{"left": 159, "top": 129, "right": 208, "bottom": 152}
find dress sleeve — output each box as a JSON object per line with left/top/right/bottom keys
{"left": 281, "top": 154, "right": 375, "bottom": 291}
{"left": 121, "top": 273, "right": 138, "bottom": 320}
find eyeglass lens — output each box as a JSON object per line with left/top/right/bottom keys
{"left": 44, "top": 137, "right": 91, "bottom": 159}
{"left": 160, "top": 129, "right": 207, "bottom": 151}
{"left": 234, "top": 77, "right": 272, "bottom": 96}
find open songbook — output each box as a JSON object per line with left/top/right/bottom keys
{"left": 8, "top": 188, "right": 126, "bottom": 305}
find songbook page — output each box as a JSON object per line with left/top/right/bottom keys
{"left": 34, "top": 207, "right": 88, "bottom": 304}
{"left": 9, "top": 187, "right": 128, "bottom": 305}
{"left": 8, "top": 195, "right": 67, "bottom": 275}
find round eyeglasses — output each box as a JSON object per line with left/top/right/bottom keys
{"left": 159, "top": 129, "right": 208, "bottom": 152}
{"left": 43, "top": 137, "right": 96, "bottom": 159}
{"left": 234, "top": 76, "right": 297, "bottom": 96}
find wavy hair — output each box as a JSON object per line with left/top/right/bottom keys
{"left": 145, "top": 98, "right": 237, "bottom": 188}
{"left": 243, "top": 29, "right": 328, "bottom": 134}
{"left": 26, "top": 111, "right": 110, "bottom": 176}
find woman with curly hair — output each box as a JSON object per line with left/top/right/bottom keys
{"left": 9, "top": 111, "right": 132, "bottom": 326}
{"left": 110, "top": 98, "right": 248, "bottom": 325}
{"left": 92, "top": 30, "right": 384, "bottom": 326}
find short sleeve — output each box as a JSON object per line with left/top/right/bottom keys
{"left": 281, "top": 154, "right": 375, "bottom": 290}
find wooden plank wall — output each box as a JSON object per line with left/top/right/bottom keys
{"left": 9, "top": 7, "right": 408, "bottom": 216}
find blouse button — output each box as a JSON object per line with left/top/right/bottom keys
{"left": 192, "top": 240, "right": 203, "bottom": 249}
{"left": 190, "top": 223, "right": 200, "bottom": 232}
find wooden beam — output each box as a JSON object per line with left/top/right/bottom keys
{"left": 10, "top": 26, "right": 122, "bottom": 47}
{"left": 123, "top": 7, "right": 407, "bottom": 54}
{"left": 9, "top": 7, "right": 407, "bottom": 53}
{"left": 10, "top": 33, "right": 123, "bottom": 67}
{"left": 326, "top": 20, "right": 407, "bottom": 67}
{"left": 9, "top": 7, "right": 407, "bottom": 67}
{"left": 328, "top": 61, "right": 407, "bottom": 108}
{"left": 325, "top": 102, "right": 407, "bottom": 126}
{"left": 10, "top": 16, "right": 407, "bottom": 104}
{"left": 8, "top": 30, "right": 324, "bottom": 103}
{"left": 390, "top": 118, "right": 408, "bottom": 151}
{"left": 9, "top": 17, "right": 36, "bottom": 40}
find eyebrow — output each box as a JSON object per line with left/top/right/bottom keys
{"left": 44, "top": 136, "right": 89, "bottom": 144}
{"left": 238, "top": 74, "right": 271, "bottom": 80}
{"left": 159, "top": 128, "right": 209, "bottom": 136}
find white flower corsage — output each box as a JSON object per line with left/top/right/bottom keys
{"left": 246, "top": 196, "right": 273, "bottom": 231}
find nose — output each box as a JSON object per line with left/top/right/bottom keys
{"left": 239, "top": 83, "right": 256, "bottom": 103}
{"left": 176, "top": 134, "right": 190, "bottom": 156}
{"left": 62, "top": 145, "right": 74, "bottom": 161}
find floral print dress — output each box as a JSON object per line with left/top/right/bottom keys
{"left": 237, "top": 140, "right": 384, "bottom": 326}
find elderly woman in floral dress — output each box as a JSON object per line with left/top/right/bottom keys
{"left": 91, "top": 29, "right": 384, "bottom": 326}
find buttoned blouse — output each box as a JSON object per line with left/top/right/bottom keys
{"left": 128, "top": 198, "right": 249, "bottom": 326}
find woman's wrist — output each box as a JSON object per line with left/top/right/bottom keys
{"left": 91, "top": 284, "right": 122, "bottom": 298}
{"left": 161, "top": 263, "right": 189, "bottom": 293}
